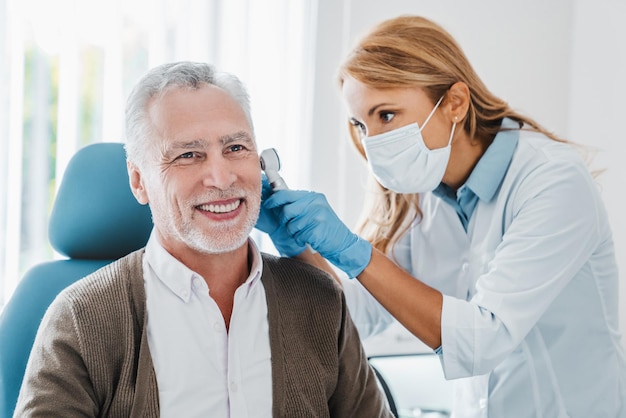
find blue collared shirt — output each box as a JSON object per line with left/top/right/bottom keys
{"left": 432, "top": 121, "right": 518, "bottom": 355}
{"left": 433, "top": 124, "right": 519, "bottom": 231}
{"left": 347, "top": 118, "right": 626, "bottom": 416}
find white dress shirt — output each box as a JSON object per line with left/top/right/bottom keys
{"left": 143, "top": 232, "right": 272, "bottom": 418}
{"left": 344, "top": 121, "right": 626, "bottom": 417}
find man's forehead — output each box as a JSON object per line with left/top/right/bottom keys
{"left": 147, "top": 83, "right": 239, "bottom": 112}
{"left": 146, "top": 87, "right": 250, "bottom": 133}
{"left": 164, "top": 132, "right": 254, "bottom": 150}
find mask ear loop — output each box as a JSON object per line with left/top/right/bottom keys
{"left": 418, "top": 95, "right": 445, "bottom": 131}
{"left": 447, "top": 122, "right": 457, "bottom": 146}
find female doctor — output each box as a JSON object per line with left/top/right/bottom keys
{"left": 257, "top": 14, "right": 626, "bottom": 418}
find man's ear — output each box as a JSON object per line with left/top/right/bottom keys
{"left": 446, "top": 81, "right": 470, "bottom": 123}
{"left": 127, "top": 161, "right": 149, "bottom": 205}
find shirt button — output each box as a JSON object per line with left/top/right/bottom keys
{"left": 181, "top": 289, "right": 189, "bottom": 298}
{"left": 213, "top": 322, "right": 222, "bottom": 331}
{"left": 461, "top": 262, "right": 469, "bottom": 272}
{"left": 230, "top": 382, "right": 238, "bottom": 392}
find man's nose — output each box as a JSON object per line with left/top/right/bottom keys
{"left": 201, "top": 153, "right": 237, "bottom": 190}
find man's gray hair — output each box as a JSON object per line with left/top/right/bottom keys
{"left": 124, "top": 61, "right": 253, "bottom": 168}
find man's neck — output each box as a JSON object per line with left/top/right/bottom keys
{"left": 186, "top": 243, "right": 252, "bottom": 331}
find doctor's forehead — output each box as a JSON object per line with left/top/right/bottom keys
{"left": 343, "top": 80, "right": 429, "bottom": 114}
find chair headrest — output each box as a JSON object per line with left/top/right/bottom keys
{"left": 48, "top": 142, "right": 153, "bottom": 260}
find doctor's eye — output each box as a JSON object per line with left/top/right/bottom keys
{"left": 349, "top": 118, "right": 367, "bottom": 136}
{"left": 380, "top": 112, "right": 395, "bottom": 123}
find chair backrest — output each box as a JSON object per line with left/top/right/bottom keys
{"left": 0, "top": 142, "right": 153, "bottom": 417}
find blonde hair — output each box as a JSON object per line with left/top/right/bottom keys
{"left": 338, "top": 15, "right": 565, "bottom": 256}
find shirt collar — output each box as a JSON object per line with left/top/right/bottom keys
{"left": 460, "top": 117, "right": 519, "bottom": 202}
{"left": 144, "top": 230, "right": 264, "bottom": 302}
{"left": 245, "top": 239, "right": 264, "bottom": 295}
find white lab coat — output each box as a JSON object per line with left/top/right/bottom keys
{"left": 345, "top": 125, "right": 626, "bottom": 417}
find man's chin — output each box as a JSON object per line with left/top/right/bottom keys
{"left": 184, "top": 233, "right": 250, "bottom": 255}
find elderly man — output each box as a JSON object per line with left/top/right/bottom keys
{"left": 14, "top": 61, "right": 391, "bottom": 417}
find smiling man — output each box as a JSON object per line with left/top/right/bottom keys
{"left": 13, "top": 61, "right": 391, "bottom": 418}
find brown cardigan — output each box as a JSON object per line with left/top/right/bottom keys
{"left": 14, "top": 250, "right": 392, "bottom": 417}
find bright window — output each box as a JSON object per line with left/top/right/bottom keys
{"left": 0, "top": 0, "right": 318, "bottom": 309}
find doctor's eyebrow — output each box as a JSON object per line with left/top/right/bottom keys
{"left": 368, "top": 103, "right": 393, "bottom": 116}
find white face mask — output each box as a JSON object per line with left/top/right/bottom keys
{"left": 361, "top": 95, "right": 456, "bottom": 193}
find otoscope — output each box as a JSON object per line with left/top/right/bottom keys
{"left": 259, "top": 148, "right": 288, "bottom": 191}
{"left": 260, "top": 147, "right": 317, "bottom": 255}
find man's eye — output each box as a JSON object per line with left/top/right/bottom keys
{"left": 179, "top": 152, "right": 195, "bottom": 159}
{"left": 228, "top": 144, "right": 245, "bottom": 153}
{"left": 224, "top": 144, "right": 253, "bottom": 159}
{"left": 380, "top": 112, "right": 395, "bottom": 123}
{"left": 174, "top": 151, "right": 204, "bottom": 163}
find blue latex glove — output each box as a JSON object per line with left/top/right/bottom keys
{"left": 263, "top": 189, "right": 372, "bottom": 278}
{"left": 255, "top": 175, "right": 307, "bottom": 257}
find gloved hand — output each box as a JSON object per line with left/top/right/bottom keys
{"left": 263, "top": 189, "right": 372, "bottom": 278}
{"left": 255, "top": 174, "right": 307, "bottom": 257}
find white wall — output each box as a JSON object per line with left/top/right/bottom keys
{"left": 569, "top": 1, "right": 626, "bottom": 338}
{"left": 309, "top": 0, "right": 626, "bottom": 339}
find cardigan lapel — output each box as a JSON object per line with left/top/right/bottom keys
{"left": 260, "top": 255, "right": 287, "bottom": 417}
{"left": 124, "top": 250, "right": 160, "bottom": 417}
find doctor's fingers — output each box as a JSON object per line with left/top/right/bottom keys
{"left": 265, "top": 190, "right": 336, "bottom": 224}
{"left": 255, "top": 204, "right": 281, "bottom": 235}
{"left": 260, "top": 174, "right": 273, "bottom": 201}
{"left": 263, "top": 189, "right": 315, "bottom": 209}
{"left": 285, "top": 213, "right": 330, "bottom": 248}
{"left": 283, "top": 202, "right": 348, "bottom": 243}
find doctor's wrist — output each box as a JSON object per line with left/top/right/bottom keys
{"left": 328, "top": 236, "right": 372, "bottom": 279}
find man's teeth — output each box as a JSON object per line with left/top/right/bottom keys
{"left": 199, "top": 200, "right": 241, "bottom": 213}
